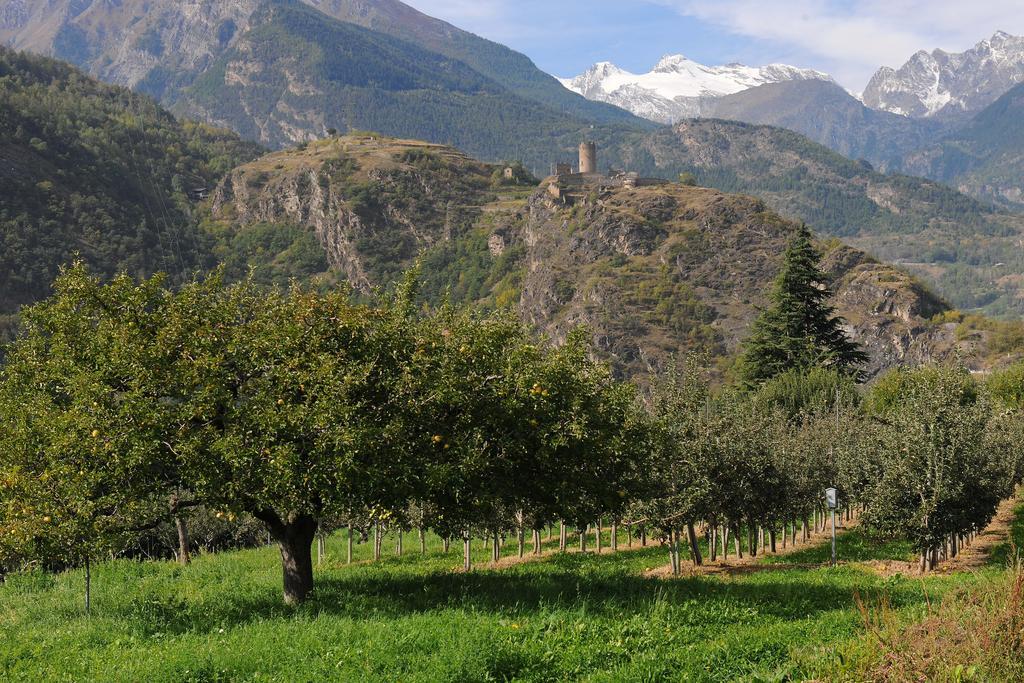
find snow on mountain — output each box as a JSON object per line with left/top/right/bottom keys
{"left": 558, "top": 55, "right": 833, "bottom": 124}
{"left": 863, "top": 31, "right": 1024, "bottom": 118}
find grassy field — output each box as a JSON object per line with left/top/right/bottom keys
{"left": 0, "top": 518, "right": 1018, "bottom": 683}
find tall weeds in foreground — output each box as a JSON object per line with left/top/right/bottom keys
{"left": 851, "top": 562, "right": 1024, "bottom": 681}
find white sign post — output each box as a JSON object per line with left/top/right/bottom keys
{"left": 825, "top": 487, "right": 838, "bottom": 567}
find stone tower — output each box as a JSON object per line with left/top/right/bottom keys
{"left": 579, "top": 141, "right": 597, "bottom": 174}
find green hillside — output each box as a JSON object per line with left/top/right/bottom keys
{"left": 204, "top": 134, "right": 976, "bottom": 379}
{"left": 0, "top": 46, "right": 261, "bottom": 336}
{"left": 706, "top": 80, "right": 946, "bottom": 172}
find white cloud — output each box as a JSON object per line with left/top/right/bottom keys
{"left": 649, "top": 0, "right": 1024, "bottom": 89}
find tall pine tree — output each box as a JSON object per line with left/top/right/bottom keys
{"left": 739, "top": 225, "right": 867, "bottom": 387}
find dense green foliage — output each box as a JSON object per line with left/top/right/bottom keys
{"left": 0, "top": 46, "right": 261, "bottom": 334}
{"left": 855, "top": 367, "right": 1013, "bottom": 559}
{"left": 2, "top": 257, "right": 1024, "bottom": 678}
{"left": 739, "top": 226, "right": 867, "bottom": 386}
{"left": 0, "top": 265, "right": 640, "bottom": 603}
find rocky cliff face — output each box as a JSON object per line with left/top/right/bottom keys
{"left": 494, "top": 180, "right": 962, "bottom": 378}
{"left": 0, "top": 0, "right": 259, "bottom": 95}
{"left": 613, "top": 118, "right": 1024, "bottom": 317}
{"left": 208, "top": 134, "right": 523, "bottom": 289}
{"left": 208, "top": 134, "right": 972, "bottom": 379}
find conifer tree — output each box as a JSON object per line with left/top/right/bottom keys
{"left": 739, "top": 226, "right": 867, "bottom": 387}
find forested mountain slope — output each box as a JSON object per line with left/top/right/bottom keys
{"left": 174, "top": 0, "right": 641, "bottom": 162}
{"left": 901, "top": 82, "right": 1024, "bottom": 210}
{"left": 0, "top": 0, "right": 651, "bottom": 165}
{"left": 705, "top": 80, "right": 1024, "bottom": 214}
{"left": 0, "top": 43, "right": 1019, "bottom": 376}
{"left": 611, "top": 119, "right": 1024, "bottom": 315}
{"left": 0, "top": 47, "right": 261, "bottom": 339}
{"left": 301, "top": 0, "right": 640, "bottom": 125}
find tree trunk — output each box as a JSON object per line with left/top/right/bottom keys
{"left": 463, "top": 533, "right": 472, "bottom": 571}
{"left": 84, "top": 554, "right": 91, "bottom": 615}
{"left": 733, "top": 525, "right": 742, "bottom": 559}
{"left": 419, "top": 528, "right": 426, "bottom": 555}
{"left": 347, "top": 526, "right": 353, "bottom": 565}
{"left": 710, "top": 526, "right": 718, "bottom": 562}
{"left": 374, "top": 523, "right": 381, "bottom": 561}
{"left": 748, "top": 527, "right": 757, "bottom": 558}
{"left": 687, "top": 523, "right": 703, "bottom": 566}
{"left": 769, "top": 528, "right": 777, "bottom": 554}
{"left": 595, "top": 520, "right": 602, "bottom": 554}
{"left": 443, "top": 537, "right": 450, "bottom": 554}
{"left": 669, "top": 528, "right": 680, "bottom": 576}
{"left": 559, "top": 521, "right": 566, "bottom": 552}
{"left": 257, "top": 511, "right": 318, "bottom": 605}
{"left": 317, "top": 533, "right": 326, "bottom": 566}
{"left": 579, "top": 528, "right": 587, "bottom": 553}
{"left": 518, "top": 526, "right": 525, "bottom": 559}
{"left": 396, "top": 529, "right": 403, "bottom": 557}
{"left": 492, "top": 531, "right": 500, "bottom": 563}
{"left": 641, "top": 526, "right": 648, "bottom": 547}
{"left": 174, "top": 515, "right": 191, "bottom": 566}
{"left": 533, "top": 529, "right": 541, "bottom": 555}
{"left": 627, "top": 523, "right": 633, "bottom": 548}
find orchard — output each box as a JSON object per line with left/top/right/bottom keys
{"left": 2, "top": 242, "right": 1024, "bottom": 609}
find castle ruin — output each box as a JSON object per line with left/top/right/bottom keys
{"left": 546, "top": 140, "right": 669, "bottom": 205}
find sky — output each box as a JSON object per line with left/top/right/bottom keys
{"left": 404, "top": 0, "right": 1024, "bottom": 92}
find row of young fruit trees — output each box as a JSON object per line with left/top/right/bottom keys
{"left": 2, "top": 237, "right": 1024, "bottom": 606}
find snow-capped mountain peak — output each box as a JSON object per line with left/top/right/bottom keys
{"left": 652, "top": 54, "right": 691, "bottom": 72}
{"left": 863, "top": 31, "right": 1024, "bottom": 118}
{"left": 559, "top": 55, "right": 833, "bottom": 124}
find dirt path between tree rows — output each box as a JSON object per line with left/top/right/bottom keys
{"left": 861, "top": 489, "right": 1022, "bottom": 577}
{"left": 343, "top": 492, "right": 1020, "bottom": 578}
{"left": 644, "top": 514, "right": 861, "bottom": 579}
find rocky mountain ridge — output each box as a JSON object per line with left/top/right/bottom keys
{"left": 863, "top": 31, "right": 1024, "bottom": 119}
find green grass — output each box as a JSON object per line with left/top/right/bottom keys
{"left": 0, "top": 526, "right": 998, "bottom": 682}
{"left": 760, "top": 527, "right": 915, "bottom": 565}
